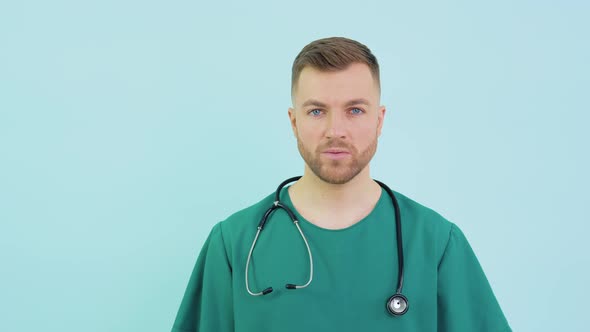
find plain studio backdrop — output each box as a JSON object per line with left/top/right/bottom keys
{"left": 1, "top": 0, "right": 588, "bottom": 331}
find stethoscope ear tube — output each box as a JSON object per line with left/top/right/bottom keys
{"left": 246, "top": 176, "right": 313, "bottom": 296}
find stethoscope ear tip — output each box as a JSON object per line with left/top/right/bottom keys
{"left": 262, "top": 287, "right": 273, "bottom": 295}
{"left": 285, "top": 283, "right": 297, "bottom": 289}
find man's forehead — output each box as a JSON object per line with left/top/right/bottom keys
{"left": 293, "top": 64, "right": 379, "bottom": 107}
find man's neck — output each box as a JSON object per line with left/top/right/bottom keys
{"left": 287, "top": 167, "right": 382, "bottom": 229}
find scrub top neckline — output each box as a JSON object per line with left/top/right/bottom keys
{"left": 279, "top": 184, "right": 386, "bottom": 233}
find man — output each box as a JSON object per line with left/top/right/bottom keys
{"left": 171, "top": 37, "right": 511, "bottom": 331}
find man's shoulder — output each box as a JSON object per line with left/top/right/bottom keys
{"left": 392, "top": 190, "right": 455, "bottom": 238}
{"left": 218, "top": 190, "right": 276, "bottom": 231}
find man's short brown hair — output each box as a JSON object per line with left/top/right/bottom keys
{"left": 291, "top": 37, "right": 380, "bottom": 95}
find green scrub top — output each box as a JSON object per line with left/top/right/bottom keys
{"left": 171, "top": 185, "right": 511, "bottom": 332}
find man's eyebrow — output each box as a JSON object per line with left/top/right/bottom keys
{"left": 344, "top": 98, "right": 371, "bottom": 107}
{"left": 301, "top": 98, "right": 371, "bottom": 108}
{"left": 301, "top": 99, "right": 328, "bottom": 108}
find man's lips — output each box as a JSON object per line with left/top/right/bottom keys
{"left": 322, "top": 149, "right": 350, "bottom": 159}
{"left": 323, "top": 148, "right": 349, "bottom": 154}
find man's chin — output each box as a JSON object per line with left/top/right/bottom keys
{"left": 316, "top": 168, "right": 360, "bottom": 185}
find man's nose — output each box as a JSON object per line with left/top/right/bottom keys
{"left": 325, "top": 111, "right": 347, "bottom": 139}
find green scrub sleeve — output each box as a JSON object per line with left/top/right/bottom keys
{"left": 171, "top": 222, "right": 234, "bottom": 332}
{"left": 437, "top": 223, "right": 511, "bottom": 331}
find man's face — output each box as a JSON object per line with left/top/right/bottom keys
{"left": 288, "top": 63, "right": 385, "bottom": 185}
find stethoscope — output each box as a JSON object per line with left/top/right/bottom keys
{"left": 245, "top": 176, "right": 409, "bottom": 316}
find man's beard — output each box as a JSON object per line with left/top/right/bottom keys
{"left": 296, "top": 134, "right": 378, "bottom": 185}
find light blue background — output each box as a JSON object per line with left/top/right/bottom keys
{"left": 1, "top": 0, "right": 588, "bottom": 331}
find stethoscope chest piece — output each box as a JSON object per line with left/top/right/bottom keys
{"left": 386, "top": 293, "right": 409, "bottom": 316}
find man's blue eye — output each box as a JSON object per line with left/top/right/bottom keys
{"left": 351, "top": 108, "right": 363, "bottom": 115}
{"left": 310, "top": 109, "right": 322, "bottom": 116}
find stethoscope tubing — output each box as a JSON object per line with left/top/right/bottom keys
{"left": 245, "top": 176, "right": 407, "bottom": 315}
{"left": 374, "top": 179, "right": 404, "bottom": 294}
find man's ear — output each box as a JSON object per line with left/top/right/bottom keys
{"left": 377, "top": 105, "right": 386, "bottom": 137}
{"left": 288, "top": 107, "right": 297, "bottom": 137}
